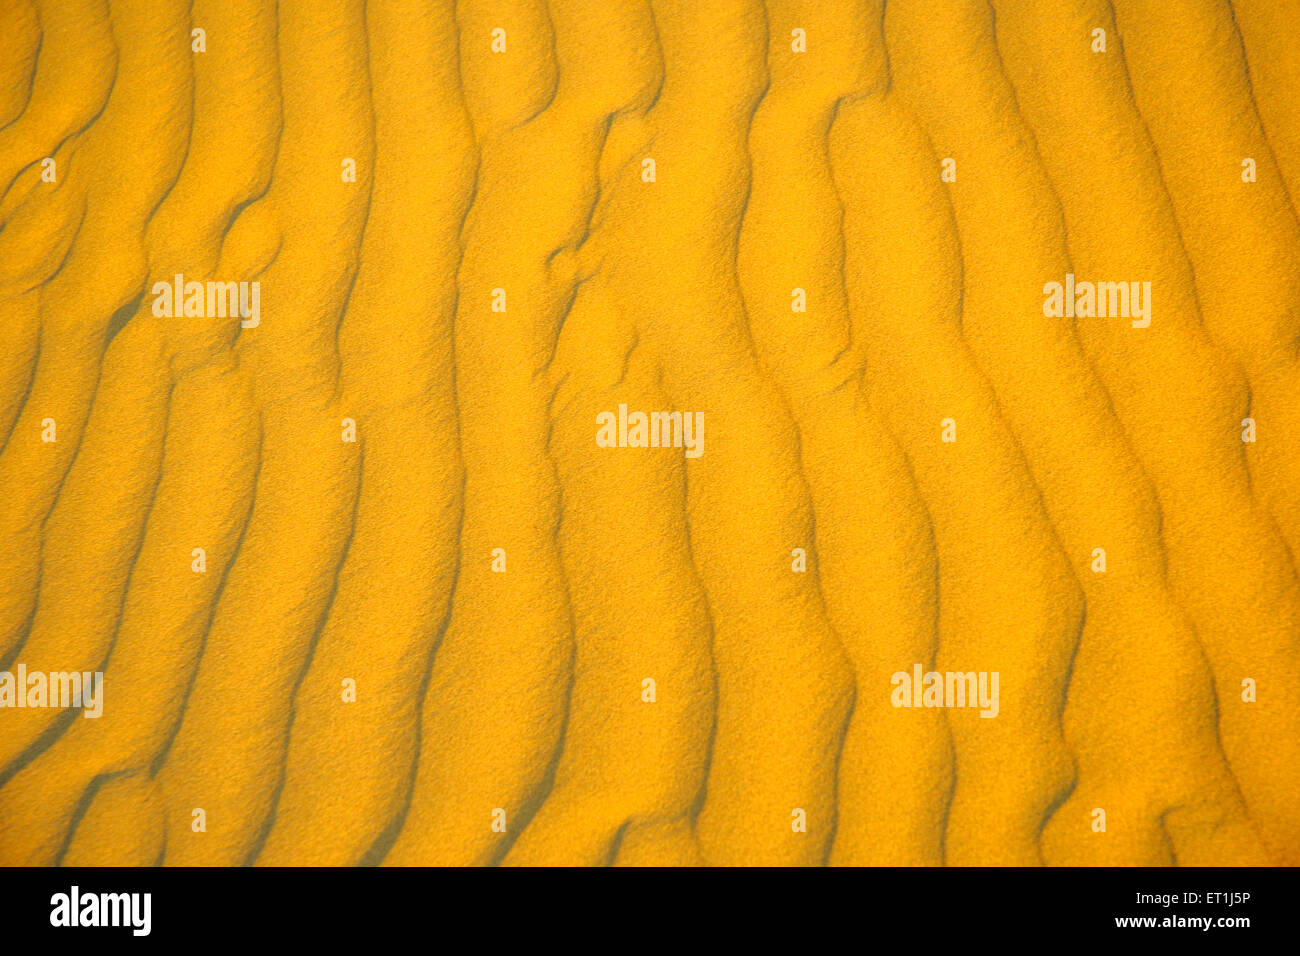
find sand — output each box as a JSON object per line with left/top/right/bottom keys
{"left": 0, "top": 0, "right": 1297, "bottom": 866}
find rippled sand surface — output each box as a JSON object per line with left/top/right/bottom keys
{"left": 1, "top": 0, "right": 1298, "bottom": 867}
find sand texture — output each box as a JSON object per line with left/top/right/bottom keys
{"left": 1, "top": 0, "right": 1298, "bottom": 866}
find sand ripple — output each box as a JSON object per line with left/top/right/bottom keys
{"left": 0, "top": 0, "right": 1297, "bottom": 866}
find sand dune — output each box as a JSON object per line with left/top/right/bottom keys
{"left": 0, "top": 0, "right": 1297, "bottom": 866}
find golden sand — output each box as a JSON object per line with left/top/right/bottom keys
{"left": 0, "top": 0, "right": 1297, "bottom": 866}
